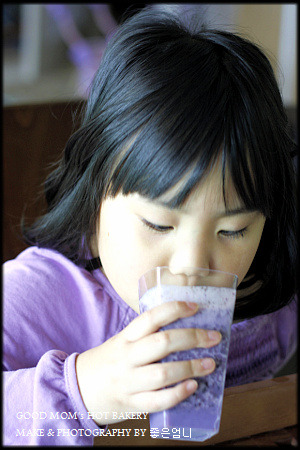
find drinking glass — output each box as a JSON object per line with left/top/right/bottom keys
{"left": 138, "top": 266, "right": 238, "bottom": 442}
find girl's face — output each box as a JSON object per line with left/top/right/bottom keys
{"left": 92, "top": 162, "right": 266, "bottom": 313}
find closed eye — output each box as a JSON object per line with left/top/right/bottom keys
{"left": 141, "top": 218, "right": 173, "bottom": 233}
{"left": 219, "top": 227, "right": 248, "bottom": 239}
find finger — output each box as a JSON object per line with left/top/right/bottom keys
{"left": 123, "top": 301, "right": 199, "bottom": 342}
{"left": 131, "top": 379, "right": 199, "bottom": 413}
{"left": 128, "top": 328, "right": 221, "bottom": 366}
{"left": 127, "top": 358, "right": 215, "bottom": 393}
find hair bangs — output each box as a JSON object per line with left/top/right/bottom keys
{"left": 221, "top": 87, "right": 276, "bottom": 219}
{"left": 105, "top": 97, "right": 274, "bottom": 217}
{"left": 105, "top": 102, "right": 226, "bottom": 208}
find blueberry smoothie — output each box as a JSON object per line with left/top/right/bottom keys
{"left": 139, "top": 284, "right": 236, "bottom": 441}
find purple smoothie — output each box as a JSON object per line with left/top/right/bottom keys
{"left": 139, "top": 284, "right": 236, "bottom": 441}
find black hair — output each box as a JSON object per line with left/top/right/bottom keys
{"left": 22, "top": 7, "right": 297, "bottom": 319}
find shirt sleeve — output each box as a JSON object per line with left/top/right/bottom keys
{"left": 3, "top": 350, "right": 104, "bottom": 445}
{"left": 225, "top": 296, "right": 298, "bottom": 387}
{"left": 3, "top": 250, "right": 108, "bottom": 446}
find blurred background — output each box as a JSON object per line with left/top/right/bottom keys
{"left": 3, "top": 3, "right": 297, "bottom": 107}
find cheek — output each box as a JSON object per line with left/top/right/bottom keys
{"left": 235, "top": 250, "right": 256, "bottom": 284}
{"left": 99, "top": 218, "right": 133, "bottom": 271}
{"left": 98, "top": 212, "right": 153, "bottom": 298}
{"left": 233, "top": 233, "right": 264, "bottom": 285}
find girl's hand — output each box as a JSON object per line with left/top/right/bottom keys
{"left": 75, "top": 301, "right": 221, "bottom": 425}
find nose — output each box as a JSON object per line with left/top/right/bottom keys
{"left": 168, "top": 237, "right": 211, "bottom": 274}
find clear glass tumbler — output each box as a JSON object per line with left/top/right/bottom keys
{"left": 138, "top": 266, "right": 238, "bottom": 442}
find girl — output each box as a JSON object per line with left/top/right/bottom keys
{"left": 3, "top": 7, "right": 297, "bottom": 446}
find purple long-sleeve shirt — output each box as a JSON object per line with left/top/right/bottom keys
{"left": 3, "top": 246, "right": 297, "bottom": 445}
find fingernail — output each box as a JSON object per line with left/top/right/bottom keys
{"left": 202, "top": 358, "right": 215, "bottom": 370}
{"left": 186, "top": 301, "right": 199, "bottom": 311}
{"left": 186, "top": 379, "right": 198, "bottom": 392}
{"left": 208, "top": 330, "right": 221, "bottom": 342}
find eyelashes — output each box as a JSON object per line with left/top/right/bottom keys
{"left": 219, "top": 227, "right": 248, "bottom": 239}
{"left": 141, "top": 218, "right": 173, "bottom": 233}
{"left": 141, "top": 218, "right": 248, "bottom": 239}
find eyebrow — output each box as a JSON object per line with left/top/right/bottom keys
{"left": 143, "top": 198, "right": 258, "bottom": 217}
{"left": 217, "top": 207, "right": 258, "bottom": 218}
